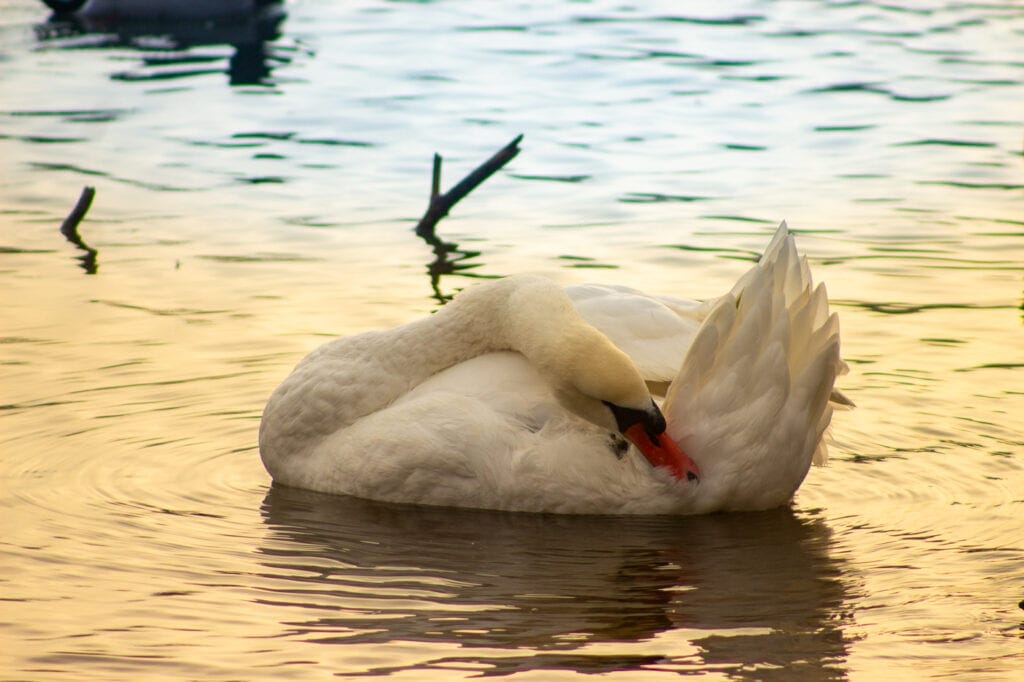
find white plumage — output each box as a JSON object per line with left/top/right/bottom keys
{"left": 259, "top": 222, "right": 844, "bottom": 514}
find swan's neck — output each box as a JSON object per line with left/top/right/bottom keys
{"left": 259, "top": 274, "right": 654, "bottom": 486}
{"left": 365, "top": 275, "right": 562, "bottom": 391}
{"left": 260, "top": 277, "right": 592, "bottom": 457}
{"left": 375, "top": 274, "right": 641, "bottom": 407}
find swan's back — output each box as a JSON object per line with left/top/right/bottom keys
{"left": 567, "top": 284, "right": 706, "bottom": 383}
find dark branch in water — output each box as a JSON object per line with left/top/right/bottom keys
{"left": 415, "top": 134, "right": 522, "bottom": 239}
{"left": 60, "top": 185, "right": 98, "bottom": 274}
{"left": 414, "top": 135, "right": 522, "bottom": 304}
{"left": 60, "top": 185, "right": 94, "bottom": 238}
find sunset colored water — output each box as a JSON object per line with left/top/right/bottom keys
{"left": 1, "top": 0, "right": 1021, "bottom": 679}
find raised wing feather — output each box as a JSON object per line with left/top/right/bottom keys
{"left": 663, "top": 222, "right": 843, "bottom": 511}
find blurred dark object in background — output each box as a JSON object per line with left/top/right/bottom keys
{"left": 36, "top": 0, "right": 288, "bottom": 86}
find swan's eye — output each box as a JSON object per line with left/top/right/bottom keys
{"left": 602, "top": 400, "right": 666, "bottom": 438}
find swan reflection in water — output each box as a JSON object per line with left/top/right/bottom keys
{"left": 259, "top": 486, "right": 853, "bottom": 678}
{"left": 35, "top": 0, "right": 288, "bottom": 86}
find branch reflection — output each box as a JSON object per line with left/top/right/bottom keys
{"left": 415, "top": 225, "right": 492, "bottom": 305}
{"left": 259, "top": 486, "right": 854, "bottom": 678}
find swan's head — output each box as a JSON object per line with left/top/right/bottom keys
{"left": 551, "top": 334, "right": 702, "bottom": 483}
{"left": 495, "top": 276, "right": 700, "bottom": 482}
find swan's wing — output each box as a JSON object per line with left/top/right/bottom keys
{"left": 307, "top": 352, "right": 687, "bottom": 514}
{"left": 664, "top": 222, "right": 843, "bottom": 511}
{"left": 566, "top": 284, "right": 708, "bottom": 382}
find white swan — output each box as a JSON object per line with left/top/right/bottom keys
{"left": 259, "top": 222, "right": 845, "bottom": 514}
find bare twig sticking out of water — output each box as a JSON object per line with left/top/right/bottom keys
{"left": 60, "top": 185, "right": 98, "bottom": 274}
{"left": 414, "top": 135, "right": 522, "bottom": 304}
{"left": 415, "top": 134, "right": 522, "bottom": 239}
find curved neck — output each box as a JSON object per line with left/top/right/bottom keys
{"left": 260, "top": 275, "right": 647, "bottom": 466}
{"left": 401, "top": 274, "right": 588, "bottom": 381}
{"left": 262, "top": 276, "right": 560, "bottom": 448}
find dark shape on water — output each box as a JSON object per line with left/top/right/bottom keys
{"left": 228, "top": 39, "right": 275, "bottom": 86}
{"left": 416, "top": 233, "right": 487, "bottom": 306}
{"left": 59, "top": 185, "right": 98, "bottom": 274}
{"left": 413, "top": 135, "right": 522, "bottom": 304}
{"left": 834, "top": 300, "right": 1009, "bottom": 316}
{"left": 42, "top": 0, "right": 86, "bottom": 12}
{"left": 35, "top": 0, "right": 288, "bottom": 87}
{"left": 620, "top": 192, "right": 712, "bottom": 204}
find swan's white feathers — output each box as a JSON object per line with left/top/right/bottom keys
{"left": 286, "top": 353, "right": 693, "bottom": 514}
{"left": 260, "top": 221, "right": 844, "bottom": 514}
{"left": 566, "top": 284, "right": 703, "bottom": 382}
{"left": 502, "top": 276, "right": 651, "bottom": 416}
{"left": 664, "top": 223, "right": 843, "bottom": 509}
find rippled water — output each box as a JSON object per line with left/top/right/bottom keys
{"left": 1, "top": 0, "right": 1022, "bottom": 679}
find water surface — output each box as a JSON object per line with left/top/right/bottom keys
{"left": 1, "top": 0, "right": 1022, "bottom": 679}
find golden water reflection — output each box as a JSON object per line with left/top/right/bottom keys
{"left": 2, "top": 0, "right": 1023, "bottom": 678}
{"left": 259, "top": 487, "right": 851, "bottom": 678}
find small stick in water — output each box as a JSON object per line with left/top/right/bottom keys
{"left": 415, "top": 134, "right": 522, "bottom": 239}
{"left": 60, "top": 185, "right": 98, "bottom": 274}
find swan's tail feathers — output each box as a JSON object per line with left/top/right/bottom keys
{"left": 664, "top": 222, "right": 844, "bottom": 511}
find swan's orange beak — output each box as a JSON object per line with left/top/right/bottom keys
{"left": 624, "top": 423, "right": 701, "bottom": 482}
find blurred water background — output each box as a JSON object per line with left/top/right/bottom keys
{"left": 1, "top": 0, "right": 1022, "bottom": 679}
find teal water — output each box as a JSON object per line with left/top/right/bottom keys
{"left": 1, "top": 0, "right": 1022, "bottom": 679}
